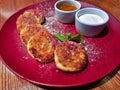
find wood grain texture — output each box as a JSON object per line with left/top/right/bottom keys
{"left": 0, "top": 0, "right": 120, "bottom": 90}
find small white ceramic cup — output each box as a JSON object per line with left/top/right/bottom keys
{"left": 75, "top": 8, "right": 109, "bottom": 37}
{"left": 54, "top": 0, "right": 81, "bottom": 23}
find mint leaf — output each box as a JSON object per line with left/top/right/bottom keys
{"left": 54, "top": 34, "right": 67, "bottom": 41}
{"left": 70, "top": 34, "right": 83, "bottom": 43}
{"left": 66, "top": 33, "right": 71, "bottom": 41}
{"left": 54, "top": 33, "right": 83, "bottom": 43}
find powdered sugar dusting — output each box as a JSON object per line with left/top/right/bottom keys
{"left": 38, "top": 63, "right": 59, "bottom": 81}
{"left": 38, "top": 64, "right": 47, "bottom": 69}
{"left": 43, "top": 16, "right": 65, "bottom": 35}
{"left": 36, "top": 1, "right": 67, "bottom": 35}
{"left": 84, "top": 40, "right": 103, "bottom": 63}
{"left": 22, "top": 56, "right": 29, "bottom": 60}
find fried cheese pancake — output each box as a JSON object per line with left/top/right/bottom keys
{"left": 16, "top": 9, "right": 45, "bottom": 33}
{"left": 54, "top": 41, "right": 87, "bottom": 72}
{"left": 26, "top": 9, "right": 45, "bottom": 24}
{"left": 27, "top": 32, "right": 57, "bottom": 63}
{"left": 16, "top": 12, "right": 37, "bottom": 33}
{"left": 20, "top": 24, "right": 48, "bottom": 45}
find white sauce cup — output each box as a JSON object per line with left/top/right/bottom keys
{"left": 75, "top": 8, "right": 109, "bottom": 37}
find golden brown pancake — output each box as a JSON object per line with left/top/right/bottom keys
{"left": 26, "top": 9, "right": 45, "bottom": 24}
{"left": 27, "top": 32, "right": 57, "bottom": 63}
{"left": 20, "top": 24, "right": 48, "bottom": 45}
{"left": 54, "top": 41, "right": 87, "bottom": 72}
{"left": 16, "top": 11, "right": 37, "bottom": 33}
{"left": 16, "top": 9, "right": 45, "bottom": 33}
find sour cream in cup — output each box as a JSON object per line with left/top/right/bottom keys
{"left": 75, "top": 8, "right": 109, "bottom": 37}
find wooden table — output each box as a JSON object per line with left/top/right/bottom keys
{"left": 0, "top": 0, "right": 120, "bottom": 90}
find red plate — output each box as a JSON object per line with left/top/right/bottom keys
{"left": 0, "top": 0, "right": 120, "bottom": 87}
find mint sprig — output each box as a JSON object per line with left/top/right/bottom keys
{"left": 66, "top": 33, "right": 71, "bottom": 41}
{"left": 54, "top": 34, "right": 67, "bottom": 41}
{"left": 69, "top": 34, "right": 83, "bottom": 43}
{"left": 54, "top": 33, "right": 83, "bottom": 43}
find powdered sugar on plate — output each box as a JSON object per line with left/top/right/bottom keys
{"left": 83, "top": 40, "right": 104, "bottom": 67}
{"left": 43, "top": 16, "right": 65, "bottom": 35}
